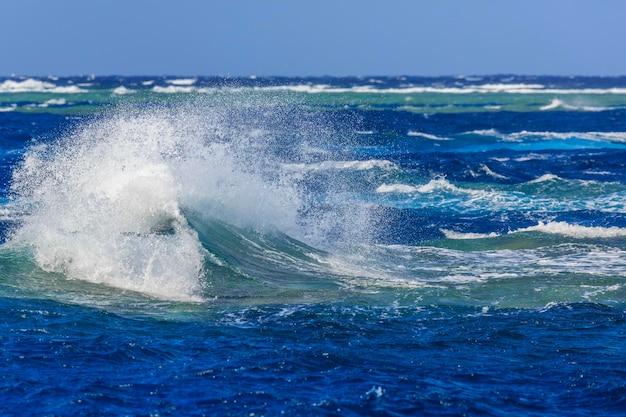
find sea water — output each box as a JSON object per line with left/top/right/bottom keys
{"left": 1, "top": 75, "right": 626, "bottom": 416}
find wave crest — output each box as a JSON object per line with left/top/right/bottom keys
{"left": 7, "top": 98, "right": 378, "bottom": 300}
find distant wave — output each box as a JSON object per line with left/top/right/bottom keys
{"left": 165, "top": 78, "right": 197, "bottom": 86}
{"left": 443, "top": 221, "right": 626, "bottom": 240}
{"left": 463, "top": 129, "right": 626, "bottom": 143}
{"left": 152, "top": 85, "right": 196, "bottom": 94}
{"left": 407, "top": 131, "right": 450, "bottom": 140}
{"left": 460, "top": 129, "right": 626, "bottom": 149}
{"left": 527, "top": 173, "right": 562, "bottom": 184}
{"left": 540, "top": 98, "right": 611, "bottom": 112}
{"left": 375, "top": 176, "right": 626, "bottom": 215}
{"left": 112, "top": 86, "right": 137, "bottom": 95}
{"left": 4, "top": 76, "right": 626, "bottom": 96}
{"left": 0, "top": 78, "right": 85, "bottom": 93}
{"left": 440, "top": 229, "right": 501, "bottom": 239}
{"left": 376, "top": 178, "right": 460, "bottom": 194}
{"left": 243, "top": 83, "right": 626, "bottom": 95}
{"left": 520, "top": 221, "right": 626, "bottom": 238}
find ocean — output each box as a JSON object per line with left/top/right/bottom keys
{"left": 1, "top": 75, "right": 626, "bottom": 416}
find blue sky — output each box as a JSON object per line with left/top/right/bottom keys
{"left": 2, "top": 0, "right": 625, "bottom": 77}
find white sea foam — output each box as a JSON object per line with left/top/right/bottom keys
{"left": 244, "top": 83, "right": 626, "bottom": 95}
{"left": 376, "top": 178, "right": 462, "bottom": 194}
{"left": 38, "top": 98, "right": 67, "bottom": 108}
{"left": 464, "top": 128, "right": 500, "bottom": 137}
{"left": 509, "top": 130, "right": 626, "bottom": 143}
{"left": 0, "top": 78, "right": 85, "bottom": 93}
{"left": 466, "top": 129, "right": 626, "bottom": 144}
{"left": 540, "top": 98, "right": 610, "bottom": 112}
{"left": 519, "top": 221, "right": 626, "bottom": 238}
{"left": 583, "top": 170, "right": 613, "bottom": 176}
{"left": 376, "top": 184, "right": 420, "bottom": 194}
{"left": 582, "top": 284, "right": 623, "bottom": 300}
{"left": 525, "top": 172, "right": 614, "bottom": 189}
{"left": 375, "top": 176, "right": 626, "bottom": 215}
{"left": 528, "top": 174, "right": 561, "bottom": 184}
{"left": 365, "top": 241, "right": 626, "bottom": 292}
{"left": 407, "top": 131, "right": 449, "bottom": 140}
{"left": 441, "top": 229, "right": 500, "bottom": 239}
{"left": 165, "top": 78, "right": 197, "bottom": 86}
{"left": 112, "top": 86, "right": 136, "bottom": 95}
{"left": 152, "top": 85, "right": 196, "bottom": 94}
{"left": 514, "top": 154, "right": 550, "bottom": 162}
{"left": 476, "top": 83, "right": 545, "bottom": 92}
{"left": 540, "top": 98, "right": 564, "bottom": 111}
{"left": 444, "top": 221, "right": 626, "bottom": 241}
{"left": 477, "top": 164, "right": 508, "bottom": 179}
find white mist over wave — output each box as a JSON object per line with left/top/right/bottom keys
{"left": 8, "top": 98, "right": 373, "bottom": 300}
{"left": 10, "top": 112, "right": 207, "bottom": 300}
{"left": 283, "top": 159, "right": 396, "bottom": 172}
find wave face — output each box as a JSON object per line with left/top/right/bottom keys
{"left": 2, "top": 76, "right": 626, "bottom": 416}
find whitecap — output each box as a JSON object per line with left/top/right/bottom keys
{"left": 519, "top": 221, "right": 626, "bottom": 238}
{"left": 376, "top": 184, "right": 420, "bottom": 194}
{"left": 112, "top": 86, "right": 137, "bottom": 95}
{"left": 376, "top": 178, "right": 463, "bottom": 195}
{"left": 477, "top": 164, "right": 508, "bottom": 179}
{"left": 540, "top": 98, "right": 564, "bottom": 111}
{"left": 527, "top": 174, "right": 561, "bottom": 184}
{"left": 0, "top": 78, "right": 86, "bottom": 93}
{"left": 440, "top": 229, "right": 501, "bottom": 239}
{"left": 165, "top": 78, "right": 197, "bottom": 86}
{"left": 540, "top": 99, "right": 610, "bottom": 112}
{"left": 152, "top": 85, "right": 195, "bottom": 94}
{"left": 39, "top": 98, "right": 67, "bottom": 107}
{"left": 407, "top": 131, "right": 449, "bottom": 140}
{"left": 502, "top": 130, "right": 626, "bottom": 144}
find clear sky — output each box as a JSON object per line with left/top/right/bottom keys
{"left": 2, "top": 0, "right": 625, "bottom": 77}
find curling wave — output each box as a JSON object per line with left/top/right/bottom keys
{"left": 7, "top": 100, "right": 376, "bottom": 301}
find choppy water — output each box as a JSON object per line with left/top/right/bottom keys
{"left": 1, "top": 75, "right": 626, "bottom": 416}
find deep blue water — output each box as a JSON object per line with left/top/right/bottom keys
{"left": 1, "top": 75, "right": 626, "bottom": 416}
{"left": 3, "top": 298, "right": 626, "bottom": 416}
